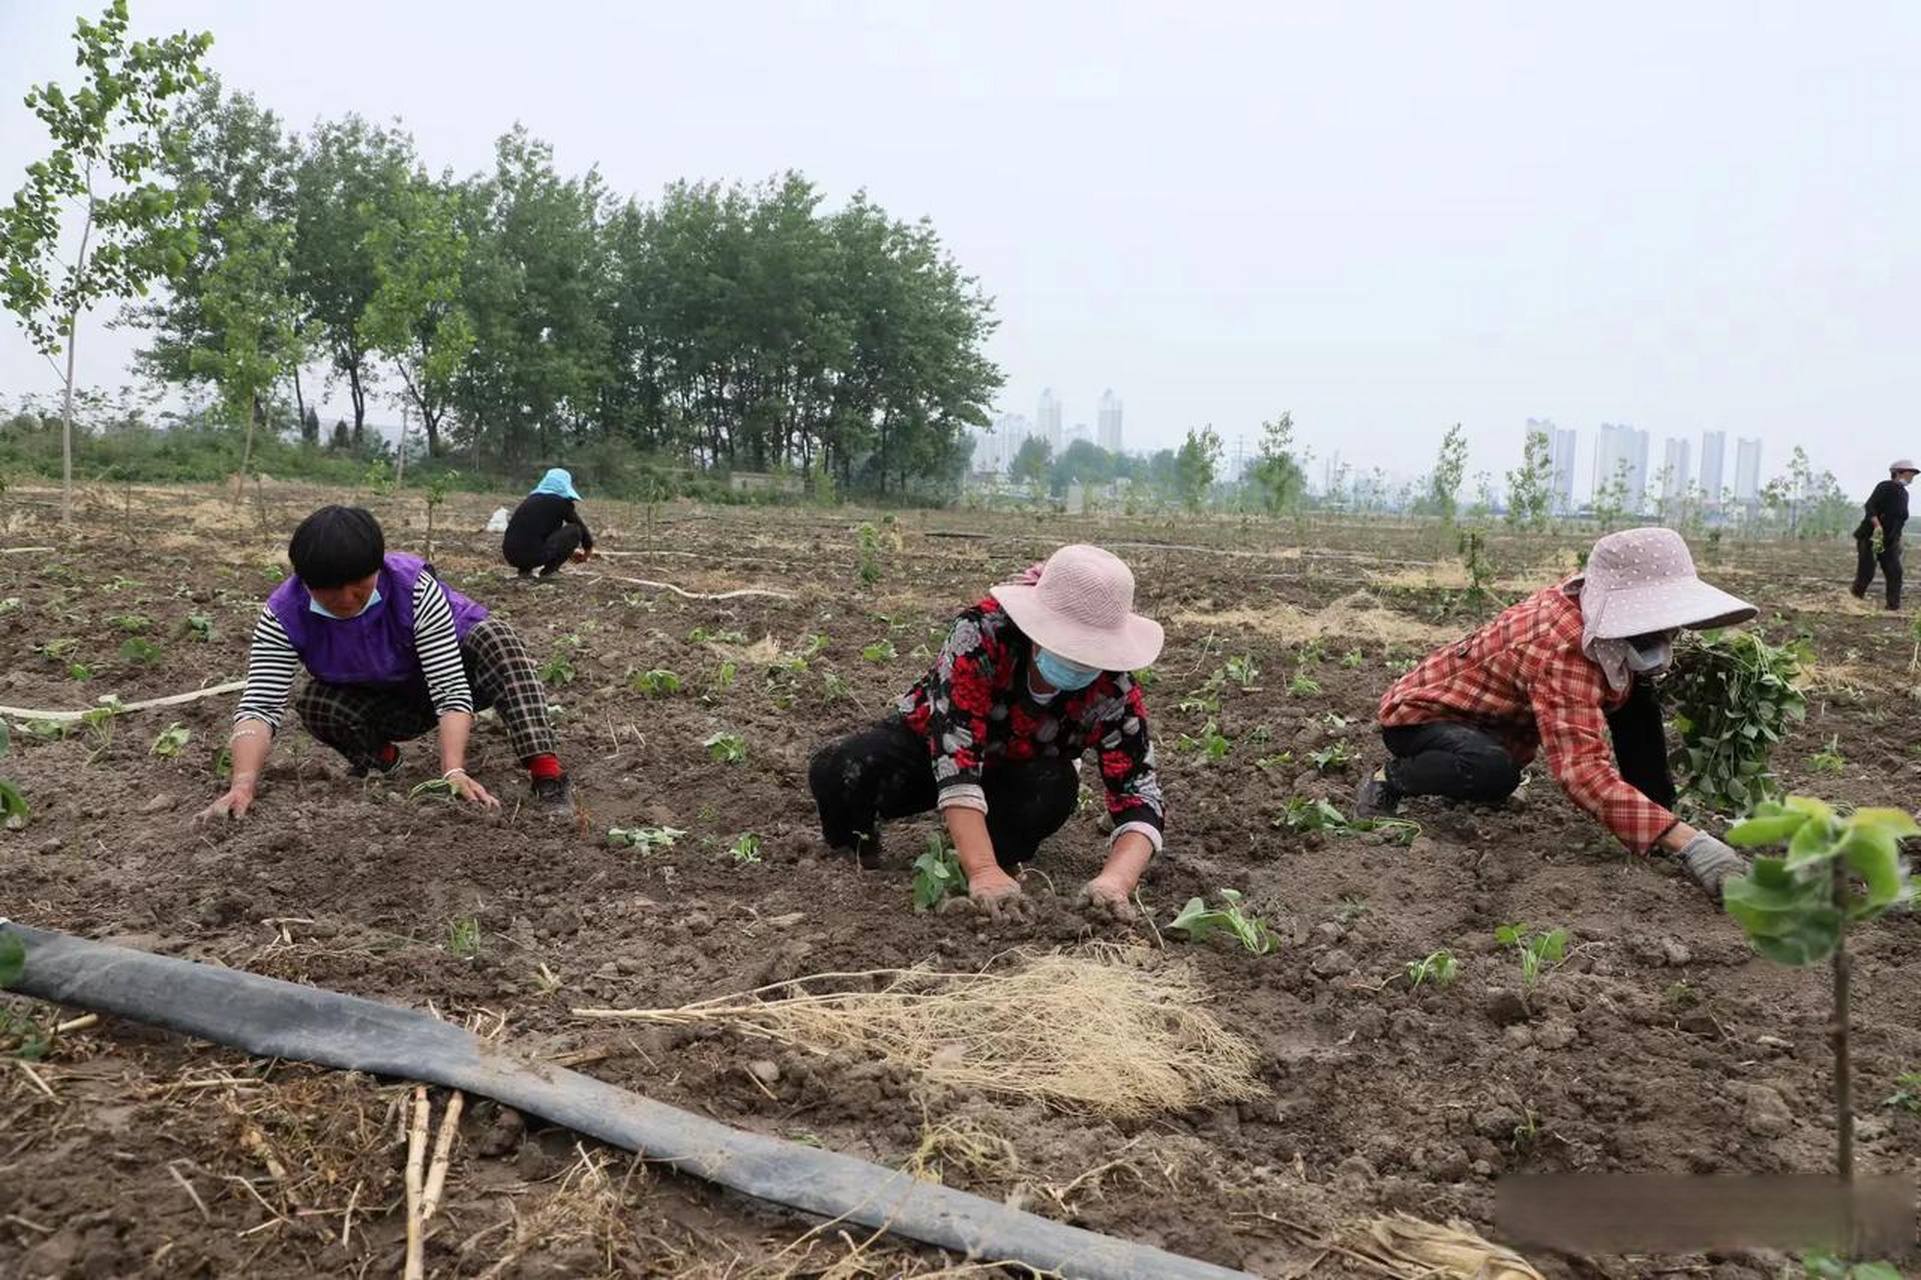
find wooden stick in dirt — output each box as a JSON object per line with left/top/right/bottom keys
{"left": 0, "top": 547, "right": 57, "bottom": 555}
{"left": 0, "top": 679, "right": 246, "bottom": 723}
{"left": 607, "top": 574, "right": 794, "bottom": 602}
{"left": 53, "top": 1013, "right": 98, "bottom": 1034}
{"left": 404, "top": 1086, "right": 429, "bottom": 1280}
{"left": 420, "top": 1090, "right": 464, "bottom": 1221}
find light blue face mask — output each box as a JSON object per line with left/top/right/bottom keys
{"left": 309, "top": 586, "right": 382, "bottom": 620}
{"left": 1035, "top": 649, "right": 1101, "bottom": 692}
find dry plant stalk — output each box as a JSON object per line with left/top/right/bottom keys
{"left": 1333, "top": 1213, "right": 1544, "bottom": 1280}
{"left": 403, "top": 1086, "right": 429, "bottom": 1280}
{"left": 421, "top": 1090, "right": 464, "bottom": 1221}
{"left": 577, "top": 948, "right": 1263, "bottom": 1118}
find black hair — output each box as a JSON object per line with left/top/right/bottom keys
{"left": 288, "top": 505, "right": 386, "bottom": 588}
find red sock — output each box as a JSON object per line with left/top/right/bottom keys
{"left": 377, "top": 743, "right": 400, "bottom": 766}
{"left": 527, "top": 753, "right": 563, "bottom": 781}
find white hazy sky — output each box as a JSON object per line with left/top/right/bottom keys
{"left": 2, "top": 1, "right": 1917, "bottom": 497}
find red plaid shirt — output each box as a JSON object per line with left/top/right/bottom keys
{"left": 1378, "top": 584, "right": 1678, "bottom": 853}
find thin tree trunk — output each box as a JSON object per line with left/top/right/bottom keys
{"left": 348, "top": 363, "right": 367, "bottom": 445}
{"left": 292, "top": 365, "right": 307, "bottom": 432}
{"left": 237, "top": 393, "right": 260, "bottom": 490}
{"left": 1833, "top": 872, "right": 1852, "bottom": 1185}
{"left": 60, "top": 323, "right": 78, "bottom": 526}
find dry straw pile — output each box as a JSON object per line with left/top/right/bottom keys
{"left": 577, "top": 947, "right": 1263, "bottom": 1119}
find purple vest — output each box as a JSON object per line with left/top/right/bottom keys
{"left": 269, "top": 553, "right": 488, "bottom": 690}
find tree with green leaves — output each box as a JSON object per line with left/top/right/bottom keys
{"left": 1248, "top": 410, "right": 1307, "bottom": 516}
{"left": 1429, "top": 422, "right": 1469, "bottom": 524}
{"left": 1011, "top": 435, "right": 1052, "bottom": 490}
{"left": 359, "top": 173, "right": 473, "bottom": 457}
{"left": 188, "top": 212, "right": 305, "bottom": 485}
{"left": 1175, "top": 426, "right": 1223, "bottom": 512}
{"left": 1504, "top": 428, "right": 1555, "bottom": 529}
{"left": 0, "top": 0, "right": 213, "bottom": 522}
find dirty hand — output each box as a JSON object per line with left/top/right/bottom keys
{"left": 194, "top": 784, "right": 256, "bottom": 824}
{"left": 572, "top": 548, "right": 590, "bottom": 563}
{"left": 1074, "top": 875, "right": 1137, "bottom": 921}
{"left": 445, "top": 769, "right": 502, "bottom": 811}
{"left": 1678, "top": 832, "right": 1746, "bottom": 901}
{"left": 941, "top": 867, "right": 1031, "bottom": 920}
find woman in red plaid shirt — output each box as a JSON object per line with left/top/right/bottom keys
{"left": 808, "top": 545, "right": 1165, "bottom": 920}
{"left": 1359, "top": 527, "right": 1757, "bottom": 899}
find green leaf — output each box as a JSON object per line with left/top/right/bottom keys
{"left": 0, "top": 933, "right": 22, "bottom": 988}
{"left": 1838, "top": 827, "right": 1907, "bottom": 911}
{"left": 1723, "top": 862, "right": 1830, "bottom": 939}
{"left": 1850, "top": 807, "right": 1921, "bottom": 840}
{"left": 0, "top": 780, "right": 27, "bottom": 824}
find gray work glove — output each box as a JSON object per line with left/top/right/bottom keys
{"left": 1678, "top": 832, "right": 1747, "bottom": 902}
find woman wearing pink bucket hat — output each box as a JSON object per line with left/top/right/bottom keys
{"left": 808, "top": 544, "right": 1166, "bottom": 919}
{"left": 1360, "top": 527, "right": 1759, "bottom": 900}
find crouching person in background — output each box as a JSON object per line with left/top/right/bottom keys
{"left": 808, "top": 545, "right": 1165, "bottom": 920}
{"left": 197, "top": 505, "right": 574, "bottom": 823}
{"left": 503, "top": 468, "right": 594, "bottom": 579}
{"left": 1356, "top": 527, "right": 1757, "bottom": 900}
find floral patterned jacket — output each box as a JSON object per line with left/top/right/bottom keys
{"left": 898, "top": 597, "right": 1165, "bottom": 850}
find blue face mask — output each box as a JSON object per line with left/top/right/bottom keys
{"left": 309, "top": 586, "right": 382, "bottom": 620}
{"left": 1035, "top": 649, "right": 1101, "bottom": 692}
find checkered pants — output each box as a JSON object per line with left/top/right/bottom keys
{"left": 293, "top": 617, "right": 557, "bottom": 768}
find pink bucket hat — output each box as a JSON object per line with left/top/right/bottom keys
{"left": 989, "top": 544, "right": 1164, "bottom": 672}
{"left": 1572, "top": 527, "right": 1756, "bottom": 642}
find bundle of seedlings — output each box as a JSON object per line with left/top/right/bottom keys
{"left": 1665, "top": 629, "right": 1808, "bottom": 815}
{"left": 577, "top": 947, "right": 1262, "bottom": 1119}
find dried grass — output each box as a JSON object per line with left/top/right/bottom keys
{"left": 577, "top": 947, "right": 1264, "bottom": 1119}
{"left": 1333, "top": 1213, "right": 1544, "bottom": 1280}
{"left": 1168, "top": 591, "right": 1457, "bottom": 649}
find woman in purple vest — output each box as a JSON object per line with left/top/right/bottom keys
{"left": 195, "top": 505, "right": 573, "bottom": 822}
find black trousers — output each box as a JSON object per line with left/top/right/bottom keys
{"left": 1383, "top": 680, "right": 1675, "bottom": 809}
{"left": 1853, "top": 535, "right": 1902, "bottom": 609}
{"left": 808, "top": 718, "right": 1078, "bottom": 868}
{"left": 509, "top": 524, "right": 585, "bottom": 576}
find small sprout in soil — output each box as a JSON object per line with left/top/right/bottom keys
{"left": 1307, "top": 742, "right": 1357, "bottom": 773}
{"left": 1405, "top": 950, "right": 1460, "bottom": 988}
{"left": 729, "top": 834, "right": 763, "bottom": 864}
{"left": 862, "top": 638, "right": 897, "bottom": 663}
{"left": 821, "top": 672, "right": 854, "bottom": 701}
{"left": 0, "top": 598, "right": 19, "bottom": 616}
{"left": 119, "top": 637, "right": 161, "bottom": 664}
{"left": 800, "top": 634, "right": 832, "bottom": 658}
{"left": 912, "top": 835, "right": 965, "bottom": 912}
{"left": 1320, "top": 711, "right": 1353, "bottom": 731}
{"left": 35, "top": 638, "right": 79, "bottom": 662}
{"left": 0, "top": 779, "right": 26, "bottom": 829}
{"left": 1177, "top": 692, "right": 1219, "bottom": 716}
{"left": 1255, "top": 750, "right": 1296, "bottom": 770}
{"left": 150, "top": 723, "right": 191, "bottom": 759}
{"left": 1132, "top": 666, "right": 1157, "bottom": 687}
{"left": 1496, "top": 923, "right": 1569, "bottom": 990}
{"left": 1174, "top": 721, "right": 1231, "bottom": 759}
{"left": 631, "top": 668, "right": 681, "bottom": 696}
{"left": 1883, "top": 1071, "right": 1921, "bottom": 1115}
{"left": 1808, "top": 736, "right": 1846, "bottom": 775}
{"left": 67, "top": 663, "right": 92, "bottom": 682}
{"left": 1287, "top": 671, "right": 1322, "bottom": 697}
{"left": 539, "top": 655, "right": 577, "bottom": 686}
{"left": 1664, "top": 981, "right": 1701, "bottom": 1010}
{"left": 446, "top": 917, "right": 481, "bottom": 959}
{"left": 109, "top": 613, "right": 152, "bottom": 633}
{"left": 22, "top": 720, "right": 69, "bottom": 742}
{"left": 1224, "top": 654, "right": 1261, "bottom": 690}
{"left": 408, "top": 778, "right": 458, "bottom": 803}
{"left": 703, "top": 731, "right": 747, "bottom": 764}
{"left": 1296, "top": 638, "right": 1327, "bottom": 665}
{"left": 185, "top": 613, "right": 214, "bottom": 642}
{"left": 706, "top": 659, "right": 740, "bottom": 701}
{"left": 1275, "top": 796, "right": 1348, "bottom": 833}
{"left": 214, "top": 746, "right": 232, "bottom": 779}
{"left": 100, "top": 575, "right": 142, "bottom": 592}
{"left": 1340, "top": 649, "right": 1366, "bottom": 669}
{"left": 1170, "top": 889, "right": 1278, "bottom": 955}
{"left": 689, "top": 626, "right": 748, "bottom": 645}
{"left": 1247, "top": 724, "right": 1272, "bottom": 744}
{"left": 1799, "top": 1253, "right": 1902, "bottom": 1280}
{"left": 1336, "top": 894, "right": 1370, "bottom": 924}
{"left": 607, "top": 825, "right": 686, "bottom": 851}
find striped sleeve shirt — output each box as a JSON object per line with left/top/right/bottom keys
{"left": 235, "top": 572, "right": 473, "bottom": 728}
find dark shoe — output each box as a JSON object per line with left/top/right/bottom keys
{"left": 348, "top": 744, "right": 402, "bottom": 778}
{"left": 1354, "top": 769, "right": 1402, "bottom": 819}
{"left": 1849, "top": 586, "right": 1867, "bottom": 599}
{"left": 516, "top": 568, "right": 534, "bottom": 580}
{"left": 533, "top": 773, "right": 574, "bottom": 815}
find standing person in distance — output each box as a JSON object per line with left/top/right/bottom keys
{"left": 197, "top": 505, "right": 574, "bottom": 823}
{"left": 1849, "top": 458, "right": 1916, "bottom": 611}
{"left": 504, "top": 468, "right": 594, "bottom": 580}
{"left": 808, "top": 544, "right": 1166, "bottom": 920}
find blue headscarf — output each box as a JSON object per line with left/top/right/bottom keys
{"left": 530, "top": 468, "right": 581, "bottom": 500}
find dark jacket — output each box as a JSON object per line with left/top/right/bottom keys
{"left": 1855, "top": 479, "right": 1909, "bottom": 544}
{"left": 502, "top": 493, "right": 593, "bottom": 567}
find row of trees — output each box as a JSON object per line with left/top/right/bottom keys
{"left": 2, "top": 3, "right": 1003, "bottom": 514}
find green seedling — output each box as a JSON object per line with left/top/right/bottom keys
{"left": 1799, "top": 1252, "right": 1901, "bottom": 1280}
{"left": 856, "top": 521, "right": 884, "bottom": 586}
{"left": 631, "top": 668, "right": 681, "bottom": 696}
{"left": 109, "top": 613, "right": 152, "bottom": 633}
{"left": 35, "top": 638, "right": 79, "bottom": 662}
{"left": 1174, "top": 721, "right": 1231, "bottom": 759}
{"left": 0, "top": 598, "right": 19, "bottom": 616}
{"left": 79, "top": 697, "right": 125, "bottom": 763}
{"left": 184, "top": 613, "right": 214, "bottom": 642}
{"left": 1224, "top": 654, "right": 1261, "bottom": 690}
{"left": 408, "top": 778, "right": 458, "bottom": 802}
{"left": 1496, "top": 922, "right": 1569, "bottom": 990}
{"left": 1275, "top": 796, "right": 1349, "bottom": 833}
{"left": 1132, "top": 666, "right": 1158, "bottom": 687}
{"left": 1169, "top": 889, "right": 1278, "bottom": 955}
{"left": 688, "top": 626, "right": 748, "bottom": 645}
{"left": 729, "top": 834, "right": 763, "bottom": 865}
{"left": 1883, "top": 1071, "right": 1921, "bottom": 1115}
{"left": 822, "top": 672, "right": 854, "bottom": 701}
{"left": 1287, "top": 671, "right": 1322, "bottom": 697}
{"left": 1176, "top": 691, "right": 1220, "bottom": 716}
{"left": 0, "top": 722, "right": 24, "bottom": 830}
{"left": 67, "top": 663, "right": 92, "bottom": 682}
{"left": 703, "top": 731, "right": 747, "bottom": 764}
{"left": 800, "top": 634, "right": 832, "bottom": 658}
{"left": 1336, "top": 894, "right": 1370, "bottom": 924}
{"left": 706, "top": 659, "right": 740, "bottom": 700}
{"left": 1307, "top": 742, "right": 1357, "bottom": 773}
{"left": 1340, "top": 649, "right": 1365, "bottom": 669}
{"left": 1405, "top": 949, "right": 1460, "bottom": 988}
{"left": 607, "top": 825, "right": 686, "bottom": 851}
{"left": 1255, "top": 750, "right": 1296, "bottom": 770}
{"left": 539, "top": 655, "right": 576, "bottom": 686}
{"left": 101, "top": 575, "right": 142, "bottom": 593}
{"left": 214, "top": 746, "right": 232, "bottom": 779}
{"left": 150, "top": 723, "right": 191, "bottom": 759}
{"left": 1808, "top": 736, "right": 1846, "bottom": 775}
{"left": 1296, "top": 638, "right": 1327, "bottom": 665}
{"left": 119, "top": 637, "right": 160, "bottom": 664}
{"left": 912, "top": 835, "right": 966, "bottom": 911}
{"left": 1723, "top": 795, "right": 1918, "bottom": 1183}
{"left": 862, "top": 639, "right": 897, "bottom": 663}
{"left": 446, "top": 916, "right": 481, "bottom": 959}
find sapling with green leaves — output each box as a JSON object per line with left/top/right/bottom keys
{"left": 607, "top": 825, "right": 685, "bottom": 851}
{"left": 912, "top": 835, "right": 965, "bottom": 911}
{"left": 729, "top": 834, "right": 763, "bottom": 865}
{"left": 184, "top": 612, "right": 214, "bottom": 642}
{"left": 703, "top": 731, "right": 746, "bottom": 764}
{"left": 150, "top": 722, "right": 191, "bottom": 759}
{"left": 446, "top": 916, "right": 481, "bottom": 959}
{"left": 1174, "top": 721, "right": 1230, "bottom": 759}
{"left": 1722, "top": 795, "right": 1917, "bottom": 1184}
{"left": 1307, "top": 741, "right": 1357, "bottom": 773}
{"left": 862, "top": 638, "right": 897, "bottom": 663}
{"left": 1809, "top": 737, "right": 1846, "bottom": 775}
{"left": 630, "top": 668, "right": 681, "bottom": 696}
{"left": 1883, "top": 1071, "right": 1921, "bottom": 1115}
{"left": 1224, "top": 654, "right": 1261, "bottom": 691}
{"left": 1405, "top": 949, "right": 1460, "bottom": 988}
{"left": 422, "top": 471, "right": 457, "bottom": 562}
{"left": 1287, "top": 671, "right": 1322, "bottom": 697}
{"left": 1667, "top": 630, "right": 1808, "bottom": 814}
{"left": 856, "top": 522, "right": 884, "bottom": 586}
{"left": 119, "top": 636, "right": 161, "bottom": 664}
{"left": 1169, "top": 890, "right": 1278, "bottom": 955}
{"left": 1495, "top": 922, "right": 1568, "bottom": 992}
{"left": 539, "top": 654, "right": 576, "bottom": 686}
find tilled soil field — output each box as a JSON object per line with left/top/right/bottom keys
{"left": 2, "top": 482, "right": 1917, "bottom": 1278}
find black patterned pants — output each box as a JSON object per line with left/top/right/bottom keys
{"left": 293, "top": 617, "right": 557, "bottom": 768}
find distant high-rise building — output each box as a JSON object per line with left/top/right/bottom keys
{"left": 1536, "top": 418, "right": 1577, "bottom": 513}
{"left": 1037, "top": 388, "right": 1063, "bottom": 452}
{"left": 1593, "top": 422, "right": 1651, "bottom": 511}
{"left": 1662, "top": 437, "right": 1692, "bottom": 500}
{"left": 980, "top": 413, "right": 1032, "bottom": 474}
{"left": 1698, "top": 430, "right": 1727, "bottom": 505}
{"left": 1097, "top": 389, "right": 1124, "bottom": 453}
{"left": 1734, "top": 437, "right": 1763, "bottom": 503}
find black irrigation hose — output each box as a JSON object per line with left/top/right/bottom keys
{"left": 1, "top": 922, "right": 1250, "bottom": 1280}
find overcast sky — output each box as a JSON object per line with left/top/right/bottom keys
{"left": 2, "top": 1, "right": 1917, "bottom": 496}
